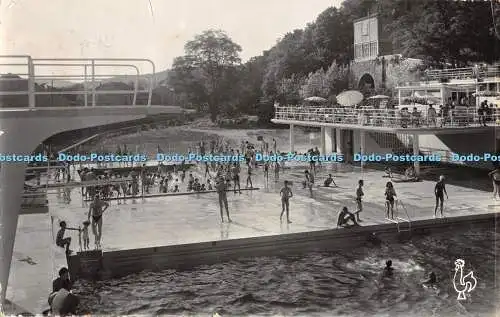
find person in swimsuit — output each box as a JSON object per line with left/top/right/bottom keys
{"left": 422, "top": 271, "right": 437, "bottom": 286}
{"left": 280, "top": 180, "right": 293, "bottom": 223}
{"left": 274, "top": 160, "right": 280, "bottom": 180}
{"left": 355, "top": 180, "right": 364, "bottom": 222}
{"left": 383, "top": 260, "right": 394, "bottom": 277}
{"left": 246, "top": 165, "right": 253, "bottom": 188}
{"left": 304, "top": 170, "right": 314, "bottom": 197}
{"left": 434, "top": 175, "right": 448, "bottom": 218}
{"left": 87, "top": 194, "right": 109, "bottom": 249}
{"left": 385, "top": 181, "right": 397, "bottom": 219}
{"left": 216, "top": 176, "right": 231, "bottom": 222}
{"left": 264, "top": 161, "right": 269, "bottom": 183}
{"left": 324, "top": 174, "right": 336, "bottom": 187}
{"left": 488, "top": 167, "right": 500, "bottom": 199}
{"left": 56, "top": 221, "right": 78, "bottom": 254}
{"left": 337, "top": 206, "right": 359, "bottom": 227}
{"left": 232, "top": 164, "right": 241, "bottom": 194}
{"left": 81, "top": 220, "right": 90, "bottom": 251}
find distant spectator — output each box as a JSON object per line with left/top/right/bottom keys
{"left": 427, "top": 105, "right": 437, "bottom": 126}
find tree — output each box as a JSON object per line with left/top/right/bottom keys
{"left": 277, "top": 74, "right": 304, "bottom": 104}
{"left": 300, "top": 69, "right": 329, "bottom": 99}
{"left": 312, "top": 7, "right": 353, "bottom": 67}
{"left": 185, "top": 29, "right": 242, "bottom": 121}
{"left": 325, "top": 62, "right": 349, "bottom": 96}
{"left": 380, "top": 0, "right": 500, "bottom": 66}
{"left": 169, "top": 29, "right": 242, "bottom": 121}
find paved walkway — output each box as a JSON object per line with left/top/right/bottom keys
{"left": 6, "top": 163, "right": 499, "bottom": 313}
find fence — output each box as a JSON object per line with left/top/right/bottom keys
{"left": 274, "top": 106, "right": 500, "bottom": 129}
{"left": 0, "top": 55, "right": 156, "bottom": 108}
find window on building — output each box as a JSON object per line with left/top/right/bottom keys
{"left": 370, "top": 42, "right": 378, "bottom": 57}
{"left": 362, "top": 21, "right": 369, "bottom": 35}
{"left": 355, "top": 44, "right": 362, "bottom": 59}
{"left": 363, "top": 43, "right": 370, "bottom": 58}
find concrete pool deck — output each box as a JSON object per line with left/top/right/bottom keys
{"left": 6, "top": 164, "right": 500, "bottom": 313}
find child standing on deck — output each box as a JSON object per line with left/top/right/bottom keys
{"left": 81, "top": 221, "right": 90, "bottom": 250}
{"left": 355, "top": 180, "right": 364, "bottom": 222}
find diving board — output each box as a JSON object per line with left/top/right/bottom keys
{"left": 83, "top": 187, "right": 261, "bottom": 201}
{"left": 32, "top": 178, "right": 134, "bottom": 189}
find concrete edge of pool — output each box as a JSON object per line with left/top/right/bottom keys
{"left": 68, "top": 212, "right": 499, "bottom": 281}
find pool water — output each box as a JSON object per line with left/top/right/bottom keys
{"left": 74, "top": 225, "right": 499, "bottom": 316}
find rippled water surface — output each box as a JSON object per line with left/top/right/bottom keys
{"left": 75, "top": 226, "right": 499, "bottom": 316}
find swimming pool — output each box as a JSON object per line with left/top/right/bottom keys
{"left": 74, "top": 225, "right": 499, "bottom": 316}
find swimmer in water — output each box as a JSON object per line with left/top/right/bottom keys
{"left": 383, "top": 260, "right": 394, "bottom": 277}
{"left": 422, "top": 271, "right": 437, "bottom": 286}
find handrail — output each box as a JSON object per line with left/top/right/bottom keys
{"left": 33, "top": 58, "right": 156, "bottom": 106}
{"left": 424, "top": 65, "right": 500, "bottom": 81}
{"left": 274, "top": 106, "right": 500, "bottom": 129}
{"left": 0, "top": 56, "right": 156, "bottom": 108}
{"left": 386, "top": 199, "right": 411, "bottom": 232}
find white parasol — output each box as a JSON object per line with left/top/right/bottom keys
{"left": 368, "top": 95, "right": 390, "bottom": 100}
{"left": 304, "top": 96, "right": 328, "bottom": 103}
{"left": 336, "top": 90, "right": 364, "bottom": 107}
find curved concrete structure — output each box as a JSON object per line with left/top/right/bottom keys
{"left": 0, "top": 56, "right": 185, "bottom": 304}
{"left": 0, "top": 106, "right": 184, "bottom": 302}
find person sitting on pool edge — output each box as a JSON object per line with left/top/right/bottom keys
{"left": 324, "top": 174, "right": 336, "bottom": 187}
{"left": 404, "top": 166, "right": 419, "bottom": 181}
{"left": 383, "top": 167, "right": 393, "bottom": 178}
{"left": 337, "top": 207, "right": 359, "bottom": 228}
{"left": 52, "top": 267, "right": 72, "bottom": 293}
{"left": 56, "top": 221, "right": 79, "bottom": 254}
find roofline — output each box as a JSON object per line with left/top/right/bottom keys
{"left": 353, "top": 14, "right": 379, "bottom": 23}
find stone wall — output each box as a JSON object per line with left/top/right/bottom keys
{"left": 349, "top": 55, "right": 423, "bottom": 92}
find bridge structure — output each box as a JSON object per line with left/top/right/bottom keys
{"left": 0, "top": 55, "right": 186, "bottom": 304}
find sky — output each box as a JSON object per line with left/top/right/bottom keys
{"left": 1, "top": 0, "right": 343, "bottom": 74}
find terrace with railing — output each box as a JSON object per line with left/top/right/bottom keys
{"left": 423, "top": 65, "right": 500, "bottom": 82}
{"left": 0, "top": 55, "right": 156, "bottom": 108}
{"left": 273, "top": 106, "right": 500, "bottom": 130}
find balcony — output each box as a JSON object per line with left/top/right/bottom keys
{"left": 423, "top": 65, "right": 500, "bottom": 82}
{"left": 273, "top": 106, "right": 500, "bottom": 131}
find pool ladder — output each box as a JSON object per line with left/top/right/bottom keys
{"left": 386, "top": 200, "right": 412, "bottom": 233}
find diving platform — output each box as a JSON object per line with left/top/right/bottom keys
{"left": 82, "top": 187, "right": 261, "bottom": 202}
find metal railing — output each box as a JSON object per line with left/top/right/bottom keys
{"left": 0, "top": 55, "right": 156, "bottom": 108}
{"left": 424, "top": 65, "right": 500, "bottom": 81}
{"left": 274, "top": 106, "right": 500, "bottom": 129}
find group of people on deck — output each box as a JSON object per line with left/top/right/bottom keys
{"left": 56, "top": 194, "right": 109, "bottom": 254}
{"left": 43, "top": 267, "right": 79, "bottom": 315}
{"left": 335, "top": 173, "right": 449, "bottom": 228}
